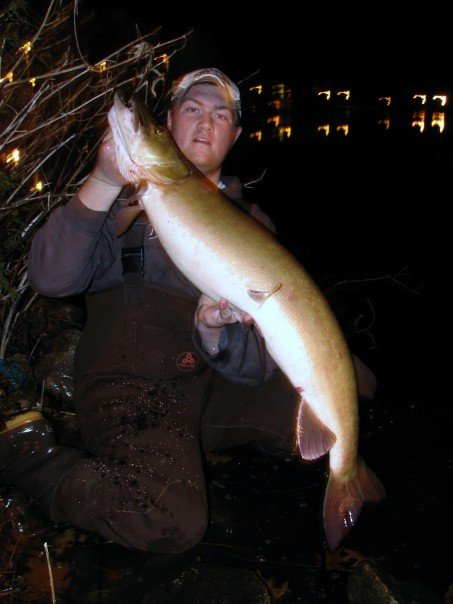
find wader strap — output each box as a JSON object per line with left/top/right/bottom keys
{"left": 121, "top": 211, "right": 148, "bottom": 304}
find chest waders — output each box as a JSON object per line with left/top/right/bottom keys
{"left": 49, "top": 215, "right": 298, "bottom": 553}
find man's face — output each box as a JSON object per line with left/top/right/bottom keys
{"left": 167, "top": 83, "right": 241, "bottom": 179}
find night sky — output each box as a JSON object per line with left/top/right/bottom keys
{"left": 90, "top": 2, "right": 453, "bottom": 90}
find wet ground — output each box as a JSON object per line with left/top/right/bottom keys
{"left": 1, "top": 134, "right": 452, "bottom": 602}
{"left": 1, "top": 325, "right": 450, "bottom": 603}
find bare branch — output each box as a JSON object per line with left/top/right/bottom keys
{"left": 0, "top": 0, "right": 186, "bottom": 356}
{"left": 325, "top": 268, "right": 422, "bottom": 296}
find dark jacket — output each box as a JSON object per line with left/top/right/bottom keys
{"left": 27, "top": 176, "right": 278, "bottom": 385}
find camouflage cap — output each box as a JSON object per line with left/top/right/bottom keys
{"left": 170, "top": 68, "right": 241, "bottom": 117}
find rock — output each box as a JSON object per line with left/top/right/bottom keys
{"left": 139, "top": 558, "right": 271, "bottom": 604}
{"left": 348, "top": 560, "right": 408, "bottom": 603}
{"left": 348, "top": 560, "right": 444, "bottom": 604}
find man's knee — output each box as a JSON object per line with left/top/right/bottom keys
{"left": 117, "top": 481, "right": 208, "bottom": 554}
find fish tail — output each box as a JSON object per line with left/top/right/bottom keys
{"left": 323, "top": 456, "right": 386, "bottom": 551}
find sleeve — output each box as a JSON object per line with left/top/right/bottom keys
{"left": 192, "top": 322, "right": 279, "bottom": 386}
{"left": 27, "top": 194, "right": 111, "bottom": 297}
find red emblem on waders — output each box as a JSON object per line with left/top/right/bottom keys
{"left": 176, "top": 351, "right": 199, "bottom": 372}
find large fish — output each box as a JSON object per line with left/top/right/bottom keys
{"left": 107, "top": 90, "right": 385, "bottom": 550}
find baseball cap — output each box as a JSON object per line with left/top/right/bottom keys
{"left": 170, "top": 68, "right": 241, "bottom": 117}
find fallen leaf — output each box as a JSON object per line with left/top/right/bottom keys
{"left": 257, "top": 570, "right": 290, "bottom": 599}
{"left": 206, "top": 452, "right": 234, "bottom": 465}
{"left": 316, "top": 547, "right": 367, "bottom": 572}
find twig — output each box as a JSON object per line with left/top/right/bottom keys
{"left": 326, "top": 268, "right": 422, "bottom": 296}
{"left": 0, "top": 273, "right": 29, "bottom": 358}
{"left": 2, "top": 0, "right": 59, "bottom": 86}
{"left": 44, "top": 541, "right": 56, "bottom": 604}
{"left": 237, "top": 68, "right": 261, "bottom": 87}
{"left": 0, "top": 0, "right": 187, "bottom": 357}
{"left": 244, "top": 168, "right": 268, "bottom": 188}
{"left": 1, "top": 134, "right": 77, "bottom": 208}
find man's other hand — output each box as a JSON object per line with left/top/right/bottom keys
{"left": 194, "top": 294, "right": 253, "bottom": 355}
{"left": 196, "top": 295, "right": 253, "bottom": 328}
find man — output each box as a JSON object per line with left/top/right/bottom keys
{"left": 0, "top": 68, "right": 301, "bottom": 554}
{"left": 0, "top": 68, "right": 376, "bottom": 553}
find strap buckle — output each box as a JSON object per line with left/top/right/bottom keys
{"left": 121, "top": 246, "right": 144, "bottom": 276}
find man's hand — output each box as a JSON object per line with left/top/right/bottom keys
{"left": 91, "top": 129, "right": 130, "bottom": 189}
{"left": 78, "top": 129, "right": 129, "bottom": 211}
{"left": 196, "top": 295, "right": 253, "bottom": 328}
{"left": 195, "top": 294, "right": 253, "bottom": 355}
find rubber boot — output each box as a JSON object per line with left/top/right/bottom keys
{"left": 0, "top": 410, "right": 86, "bottom": 515}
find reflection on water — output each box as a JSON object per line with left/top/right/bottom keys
{"left": 244, "top": 81, "right": 450, "bottom": 142}
{"left": 225, "top": 87, "right": 451, "bottom": 297}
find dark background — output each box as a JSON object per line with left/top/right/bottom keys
{"left": 89, "top": 1, "right": 453, "bottom": 87}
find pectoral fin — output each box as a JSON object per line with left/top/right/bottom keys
{"left": 114, "top": 182, "right": 148, "bottom": 236}
{"left": 115, "top": 205, "right": 144, "bottom": 236}
{"left": 247, "top": 283, "right": 282, "bottom": 304}
{"left": 297, "top": 399, "right": 336, "bottom": 460}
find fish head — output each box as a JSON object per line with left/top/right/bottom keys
{"left": 108, "top": 90, "right": 191, "bottom": 185}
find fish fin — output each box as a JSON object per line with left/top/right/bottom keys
{"left": 352, "top": 354, "right": 377, "bottom": 400}
{"left": 115, "top": 205, "right": 144, "bottom": 236}
{"left": 247, "top": 283, "right": 282, "bottom": 304}
{"left": 323, "top": 457, "right": 386, "bottom": 551}
{"left": 297, "top": 400, "right": 336, "bottom": 460}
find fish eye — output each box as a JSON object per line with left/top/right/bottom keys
{"left": 154, "top": 126, "right": 165, "bottom": 136}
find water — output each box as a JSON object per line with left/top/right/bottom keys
{"left": 227, "top": 116, "right": 450, "bottom": 321}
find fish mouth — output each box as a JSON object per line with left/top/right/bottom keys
{"left": 112, "top": 91, "right": 139, "bottom": 152}
{"left": 111, "top": 89, "right": 192, "bottom": 185}
{"left": 112, "top": 92, "right": 169, "bottom": 182}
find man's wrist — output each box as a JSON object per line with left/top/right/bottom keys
{"left": 78, "top": 173, "right": 123, "bottom": 211}
{"left": 196, "top": 322, "right": 222, "bottom": 356}
{"left": 90, "top": 173, "right": 123, "bottom": 188}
